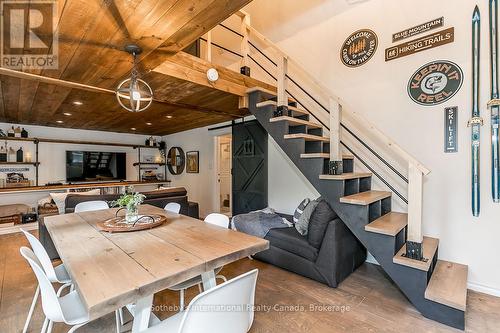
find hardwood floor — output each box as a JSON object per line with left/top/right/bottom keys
{"left": 1, "top": 232, "right": 499, "bottom": 332}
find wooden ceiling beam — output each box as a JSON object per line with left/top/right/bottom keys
{"left": 0, "top": 67, "right": 242, "bottom": 118}
{"left": 139, "top": 0, "right": 254, "bottom": 72}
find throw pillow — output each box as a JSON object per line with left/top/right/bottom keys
{"left": 50, "top": 189, "right": 101, "bottom": 214}
{"left": 293, "top": 198, "right": 310, "bottom": 224}
{"left": 307, "top": 199, "right": 338, "bottom": 248}
{"left": 295, "top": 198, "right": 320, "bottom": 236}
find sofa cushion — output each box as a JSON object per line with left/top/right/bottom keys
{"left": 52, "top": 189, "right": 101, "bottom": 214}
{"left": 265, "top": 227, "right": 319, "bottom": 261}
{"left": 65, "top": 194, "right": 119, "bottom": 213}
{"left": 141, "top": 187, "right": 187, "bottom": 200}
{"left": 308, "top": 200, "right": 338, "bottom": 249}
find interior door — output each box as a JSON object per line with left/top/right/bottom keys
{"left": 218, "top": 135, "right": 232, "bottom": 214}
{"left": 232, "top": 120, "right": 268, "bottom": 215}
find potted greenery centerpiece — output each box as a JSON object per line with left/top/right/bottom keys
{"left": 112, "top": 187, "right": 146, "bottom": 223}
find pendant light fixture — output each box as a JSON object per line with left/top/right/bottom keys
{"left": 116, "top": 44, "right": 153, "bottom": 112}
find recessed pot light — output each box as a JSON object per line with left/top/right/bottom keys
{"left": 131, "top": 127, "right": 137, "bottom": 131}
{"left": 146, "top": 122, "right": 152, "bottom": 126}
{"left": 63, "top": 112, "right": 72, "bottom": 116}
{"left": 72, "top": 101, "right": 83, "bottom": 106}
{"left": 56, "top": 120, "right": 64, "bottom": 124}
{"left": 166, "top": 115, "right": 173, "bottom": 119}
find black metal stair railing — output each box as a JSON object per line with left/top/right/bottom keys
{"left": 200, "top": 24, "right": 408, "bottom": 202}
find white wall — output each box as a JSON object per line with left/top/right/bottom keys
{"left": 164, "top": 124, "right": 231, "bottom": 218}
{"left": 268, "top": 137, "right": 319, "bottom": 214}
{"left": 242, "top": 0, "right": 500, "bottom": 295}
{"left": 0, "top": 123, "right": 163, "bottom": 207}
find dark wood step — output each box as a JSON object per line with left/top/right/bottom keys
{"left": 365, "top": 212, "right": 407, "bottom": 236}
{"left": 393, "top": 236, "right": 439, "bottom": 271}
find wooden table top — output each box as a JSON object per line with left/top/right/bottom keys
{"left": 44, "top": 204, "right": 269, "bottom": 320}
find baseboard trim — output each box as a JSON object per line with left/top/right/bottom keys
{"left": 468, "top": 282, "right": 500, "bottom": 298}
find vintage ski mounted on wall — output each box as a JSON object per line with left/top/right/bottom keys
{"left": 489, "top": 0, "right": 500, "bottom": 202}
{"left": 469, "top": 6, "right": 483, "bottom": 217}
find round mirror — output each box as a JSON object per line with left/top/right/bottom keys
{"left": 167, "top": 147, "right": 185, "bottom": 175}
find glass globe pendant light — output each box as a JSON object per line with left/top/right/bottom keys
{"left": 116, "top": 44, "right": 153, "bottom": 112}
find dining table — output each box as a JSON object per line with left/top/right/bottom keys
{"left": 43, "top": 204, "right": 269, "bottom": 332}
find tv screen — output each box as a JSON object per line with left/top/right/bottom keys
{"left": 66, "top": 151, "right": 127, "bottom": 182}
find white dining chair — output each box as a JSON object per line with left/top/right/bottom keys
{"left": 74, "top": 200, "right": 109, "bottom": 213}
{"left": 145, "top": 269, "right": 258, "bottom": 333}
{"left": 168, "top": 213, "right": 229, "bottom": 311}
{"left": 164, "top": 202, "right": 181, "bottom": 214}
{"left": 204, "top": 213, "right": 230, "bottom": 228}
{"left": 20, "top": 229, "right": 72, "bottom": 333}
{"left": 20, "top": 247, "right": 122, "bottom": 333}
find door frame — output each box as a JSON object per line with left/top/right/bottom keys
{"left": 213, "top": 133, "right": 232, "bottom": 215}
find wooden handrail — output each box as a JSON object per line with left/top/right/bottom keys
{"left": 242, "top": 22, "right": 430, "bottom": 176}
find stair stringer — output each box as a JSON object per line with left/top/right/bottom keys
{"left": 248, "top": 90, "right": 465, "bottom": 330}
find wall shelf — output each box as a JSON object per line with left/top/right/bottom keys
{"left": 0, "top": 162, "right": 40, "bottom": 166}
{"left": 0, "top": 137, "right": 36, "bottom": 142}
{"left": 1, "top": 135, "right": 167, "bottom": 185}
{"left": 133, "top": 162, "right": 166, "bottom": 167}
{"left": 1, "top": 136, "right": 159, "bottom": 149}
{"left": 0, "top": 180, "right": 171, "bottom": 194}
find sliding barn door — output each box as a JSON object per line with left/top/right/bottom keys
{"left": 232, "top": 120, "right": 268, "bottom": 215}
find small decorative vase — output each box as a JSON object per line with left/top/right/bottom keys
{"left": 125, "top": 205, "right": 139, "bottom": 224}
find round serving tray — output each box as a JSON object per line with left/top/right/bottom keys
{"left": 97, "top": 214, "right": 167, "bottom": 233}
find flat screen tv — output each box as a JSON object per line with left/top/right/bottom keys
{"left": 66, "top": 151, "right": 127, "bottom": 182}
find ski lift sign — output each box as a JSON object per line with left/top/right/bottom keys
{"left": 407, "top": 60, "right": 463, "bottom": 106}
{"left": 444, "top": 107, "right": 458, "bottom": 153}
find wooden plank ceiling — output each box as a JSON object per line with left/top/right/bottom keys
{"left": 0, "top": 0, "right": 266, "bottom": 135}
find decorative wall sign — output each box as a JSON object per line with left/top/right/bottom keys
{"left": 407, "top": 60, "right": 463, "bottom": 106}
{"left": 386, "top": 27, "right": 454, "bottom": 62}
{"left": 340, "top": 29, "right": 378, "bottom": 67}
{"left": 444, "top": 107, "right": 458, "bottom": 153}
{"left": 392, "top": 17, "right": 444, "bottom": 42}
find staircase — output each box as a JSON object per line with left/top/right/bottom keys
{"left": 246, "top": 87, "right": 468, "bottom": 330}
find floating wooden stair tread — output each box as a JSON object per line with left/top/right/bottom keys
{"left": 270, "top": 116, "right": 322, "bottom": 128}
{"left": 247, "top": 87, "right": 296, "bottom": 102}
{"left": 300, "top": 153, "right": 354, "bottom": 159}
{"left": 393, "top": 236, "right": 439, "bottom": 271}
{"left": 256, "top": 101, "right": 308, "bottom": 115}
{"left": 320, "top": 172, "right": 372, "bottom": 180}
{"left": 246, "top": 86, "right": 277, "bottom": 95}
{"left": 340, "top": 190, "right": 391, "bottom": 205}
{"left": 365, "top": 212, "right": 408, "bottom": 236}
{"left": 284, "top": 133, "right": 329, "bottom": 142}
{"left": 425, "top": 260, "right": 468, "bottom": 311}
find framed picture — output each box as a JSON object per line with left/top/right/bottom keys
{"left": 186, "top": 151, "right": 199, "bottom": 173}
